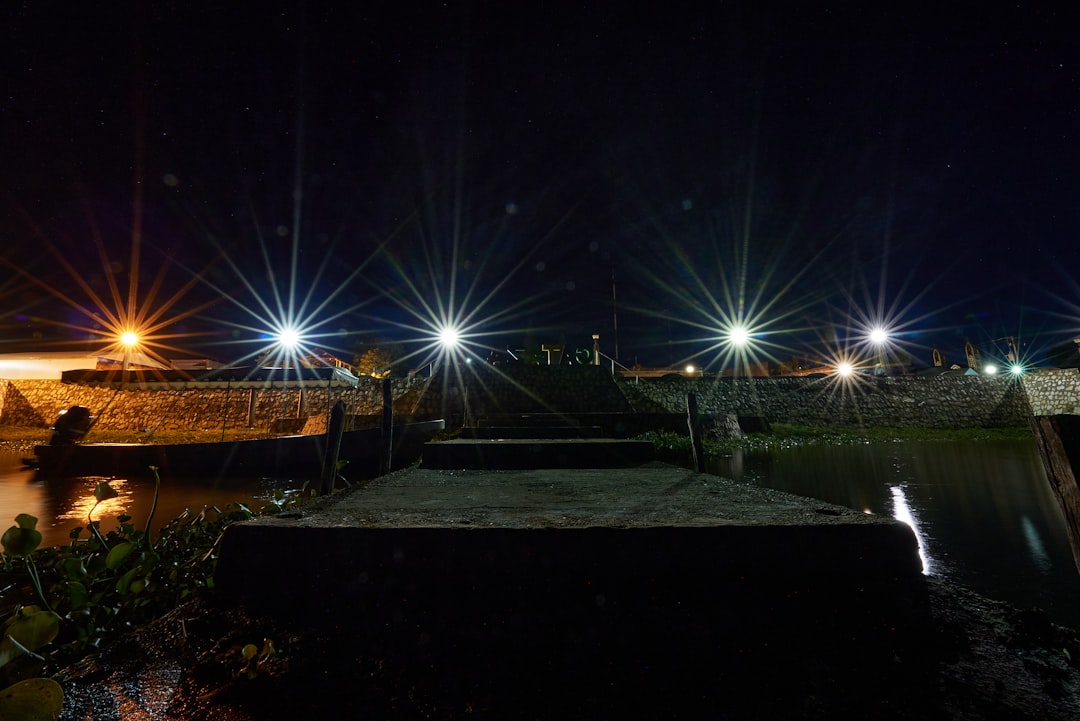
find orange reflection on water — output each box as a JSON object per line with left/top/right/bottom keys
{"left": 57, "top": 478, "right": 135, "bottom": 531}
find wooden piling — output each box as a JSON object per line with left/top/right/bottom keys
{"left": 1030, "top": 414, "right": 1080, "bottom": 577}
{"left": 319, "top": 400, "right": 346, "bottom": 495}
{"left": 380, "top": 378, "right": 394, "bottom": 476}
{"left": 687, "top": 392, "right": 705, "bottom": 473}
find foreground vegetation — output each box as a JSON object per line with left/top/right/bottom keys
{"left": 0, "top": 470, "right": 309, "bottom": 718}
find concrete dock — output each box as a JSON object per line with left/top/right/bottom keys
{"left": 215, "top": 435, "right": 932, "bottom": 716}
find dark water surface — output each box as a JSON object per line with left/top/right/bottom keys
{"left": 710, "top": 438, "right": 1080, "bottom": 629}
{"left": 4, "top": 439, "right": 1079, "bottom": 628}
{"left": 0, "top": 450, "right": 301, "bottom": 549}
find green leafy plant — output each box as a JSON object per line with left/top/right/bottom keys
{"left": 1, "top": 468, "right": 309, "bottom": 682}
{"left": 1, "top": 515, "right": 64, "bottom": 719}
{"left": 236, "top": 638, "right": 280, "bottom": 680}
{"left": 0, "top": 677, "right": 64, "bottom": 721}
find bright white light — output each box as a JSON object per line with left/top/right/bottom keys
{"left": 277, "top": 328, "right": 301, "bottom": 348}
{"left": 869, "top": 327, "right": 889, "bottom": 345}
{"left": 891, "top": 486, "right": 932, "bottom": 575}
{"left": 120, "top": 331, "right": 139, "bottom": 347}
{"left": 984, "top": 364, "right": 998, "bottom": 375}
{"left": 685, "top": 365, "right": 696, "bottom": 374}
{"left": 439, "top": 326, "right": 460, "bottom": 348}
{"left": 836, "top": 362, "right": 854, "bottom": 377}
{"left": 1010, "top": 364, "right": 1024, "bottom": 376}
{"left": 728, "top": 327, "right": 750, "bottom": 346}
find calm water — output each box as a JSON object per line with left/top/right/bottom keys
{"left": 710, "top": 439, "right": 1080, "bottom": 629}
{"left": 4, "top": 440, "right": 1079, "bottom": 628}
{"left": 0, "top": 450, "right": 301, "bottom": 549}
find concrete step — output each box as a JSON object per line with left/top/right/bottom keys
{"left": 473, "top": 413, "right": 599, "bottom": 427}
{"left": 422, "top": 437, "right": 656, "bottom": 469}
{"left": 457, "top": 425, "right": 605, "bottom": 439}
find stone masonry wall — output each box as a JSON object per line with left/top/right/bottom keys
{"left": 2, "top": 367, "right": 1077, "bottom": 432}
{"left": 616, "top": 374, "right": 1034, "bottom": 428}
{"left": 0, "top": 377, "right": 434, "bottom": 431}
{"left": 1019, "top": 368, "right": 1080, "bottom": 416}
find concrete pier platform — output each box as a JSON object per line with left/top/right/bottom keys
{"left": 215, "top": 461, "right": 931, "bottom": 715}
{"left": 217, "top": 461, "right": 923, "bottom": 606}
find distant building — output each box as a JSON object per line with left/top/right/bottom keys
{"left": 0, "top": 351, "right": 169, "bottom": 379}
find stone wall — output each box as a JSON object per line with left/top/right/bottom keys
{"left": 3, "top": 367, "right": 1078, "bottom": 432}
{"left": 616, "top": 374, "right": 1033, "bottom": 428}
{"left": 1019, "top": 368, "right": 1080, "bottom": 416}
{"left": 0, "top": 377, "right": 435, "bottom": 431}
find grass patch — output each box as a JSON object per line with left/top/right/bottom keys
{"left": 0, "top": 426, "right": 273, "bottom": 456}
{"left": 761, "top": 423, "right": 1034, "bottom": 447}
{"left": 641, "top": 424, "right": 1034, "bottom": 468}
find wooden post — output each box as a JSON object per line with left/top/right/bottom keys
{"left": 380, "top": 378, "right": 393, "bottom": 476}
{"left": 220, "top": 379, "right": 231, "bottom": 442}
{"left": 1030, "top": 415, "right": 1080, "bottom": 577}
{"left": 319, "top": 400, "right": 346, "bottom": 495}
{"left": 687, "top": 392, "right": 705, "bottom": 473}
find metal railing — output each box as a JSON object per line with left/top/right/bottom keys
{"left": 596, "top": 352, "right": 640, "bottom": 382}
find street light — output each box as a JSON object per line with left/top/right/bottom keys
{"left": 439, "top": 326, "right": 460, "bottom": 349}
{"left": 277, "top": 327, "right": 302, "bottom": 350}
{"left": 868, "top": 327, "right": 889, "bottom": 345}
{"left": 728, "top": 326, "right": 750, "bottom": 347}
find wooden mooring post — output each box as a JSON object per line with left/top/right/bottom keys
{"left": 1030, "top": 414, "right": 1080, "bottom": 577}
{"left": 319, "top": 400, "right": 346, "bottom": 495}
{"left": 687, "top": 392, "right": 705, "bottom": 473}
{"left": 380, "top": 378, "right": 393, "bottom": 476}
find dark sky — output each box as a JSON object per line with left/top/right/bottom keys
{"left": 3, "top": 2, "right": 1079, "bottom": 369}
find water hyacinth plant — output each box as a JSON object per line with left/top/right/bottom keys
{"left": 1, "top": 468, "right": 306, "bottom": 717}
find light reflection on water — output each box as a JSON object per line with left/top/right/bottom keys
{"left": 57, "top": 478, "right": 135, "bottom": 528}
{"left": 0, "top": 451, "right": 297, "bottom": 547}
{"left": 710, "top": 439, "right": 1080, "bottom": 629}
{"left": 890, "top": 485, "right": 932, "bottom": 576}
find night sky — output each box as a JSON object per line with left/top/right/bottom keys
{"left": 2, "top": 2, "right": 1079, "bottom": 371}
